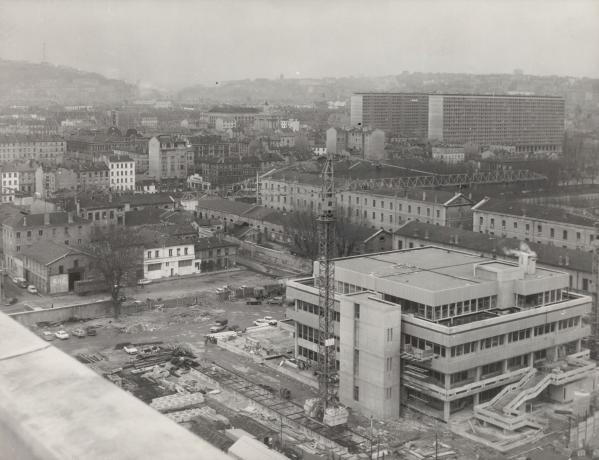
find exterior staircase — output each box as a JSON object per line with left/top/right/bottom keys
{"left": 474, "top": 354, "right": 595, "bottom": 432}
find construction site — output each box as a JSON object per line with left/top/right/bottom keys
{"left": 21, "top": 154, "right": 599, "bottom": 460}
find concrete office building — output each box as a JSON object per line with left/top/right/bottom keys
{"left": 285, "top": 247, "right": 594, "bottom": 422}
{"left": 472, "top": 198, "right": 597, "bottom": 251}
{"left": 351, "top": 93, "right": 564, "bottom": 155}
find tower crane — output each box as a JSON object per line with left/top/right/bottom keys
{"left": 304, "top": 153, "right": 348, "bottom": 426}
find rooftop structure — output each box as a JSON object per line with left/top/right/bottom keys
{"left": 0, "top": 312, "right": 230, "bottom": 460}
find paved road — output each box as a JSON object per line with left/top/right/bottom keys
{"left": 1, "top": 269, "right": 282, "bottom": 314}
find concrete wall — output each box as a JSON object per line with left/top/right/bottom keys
{"left": 339, "top": 293, "right": 401, "bottom": 419}
{"left": 10, "top": 300, "right": 149, "bottom": 327}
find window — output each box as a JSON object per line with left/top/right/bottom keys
{"left": 58, "top": 265, "right": 64, "bottom": 274}
{"left": 373, "top": 200, "right": 376, "bottom": 207}
{"left": 490, "top": 218, "right": 495, "bottom": 229}
{"left": 354, "top": 303, "right": 360, "bottom": 319}
{"left": 27, "top": 230, "right": 31, "bottom": 239}
{"left": 550, "top": 228, "right": 555, "bottom": 238}
{"left": 169, "top": 249, "right": 173, "bottom": 256}
{"left": 147, "top": 251, "right": 151, "bottom": 259}
{"left": 386, "top": 328, "right": 393, "bottom": 342}
{"left": 73, "top": 260, "right": 78, "bottom": 268}
{"left": 353, "top": 386, "right": 359, "bottom": 401}
{"left": 184, "top": 247, "right": 188, "bottom": 255}
{"left": 537, "top": 224, "right": 542, "bottom": 233}
{"left": 563, "top": 230, "right": 568, "bottom": 240}
{"left": 148, "top": 263, "right": 161, "bottom": 271}
{"left": 436, "top": 210, "right": 440, "bottom": 218}
{"left": 514, "top": 222, "right": 518, "bottom": 229}
{"left": 155, "top": 250, "right": 159, "bottom": 257}
{"left": 16, "top": 232, "right": 20, "bottom": 239}
{"left": 386, "top": 357, "right": 392, "bottom": 371}
{"left": 176, "top": 248, "right": 181, "bottom": 256}
{"left": 385, "top": 387, "right": 392, "bottom": 400}
{"left": 577, "top": 232, "right": 581, "bottom": 241}
{"left": 501, "top": 220, "right": 506, "bottom": 229}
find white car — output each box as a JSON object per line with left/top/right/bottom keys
{"left": 137, "top": 278, "right": 152, "bottom": 286}
{"left": 42, "top": 331, "right": 55, "bottom": 341}
{"left": 54, "top": 330, "right": 69, "bottom": 340}
{"left": 253, "top": 318, "right": 277, "bottom": 326}
{"left": 27, "top": 285, "right": 38, "bottom": 294}
{"left": 123, "top": 345, "right": 138, "bottom": 355}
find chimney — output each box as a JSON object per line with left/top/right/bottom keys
{"left": 67, "top": 211, "right": 73, "bottom": 224}
{"left": 44, "top": 213, "right": 50, "bottom": 225}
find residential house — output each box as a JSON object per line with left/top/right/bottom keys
{"left": 2, "top": 211, "right": 92, "bottom": 277}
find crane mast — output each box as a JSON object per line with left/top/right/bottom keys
{"left": 317, "top": 154, "right": 338, "bottom": 408}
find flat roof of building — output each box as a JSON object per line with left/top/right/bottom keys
{"left": 353, "top": 92, "right": 563, "bottom": 99}
{"left": 395, "top": 221, "right": 592, "bottom": 273}
{"left": 335, "top": 247, "right": 563, "bottom": 292}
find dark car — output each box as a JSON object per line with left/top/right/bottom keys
{"left": 3, "top": 297, "right": 18, "bottom": 306}
{"left": 246, "top": 298, "right": 262, "bottom": 305}
{"left": 86, "top": 326, "right": 97, "bottom": 336}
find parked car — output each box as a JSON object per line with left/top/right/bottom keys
{"left": 11, "top": 276, "right": 25, "bottom": 285}
{"left": 123, "top": 345, "right": 138, "bottom": 355}
{"left": 254, "top": 317, "right": 278, "bottom": 326}
{"left": 266, "top": 297, "right": 283, "bottom": 305}
{"left": 54, "top": 330, "right": 69, "bottom": 340}
{"left": 18, "top": 280, "right": 28, "bottom": 288}
{"left": 86, "top": 326, "right": 97, "bottom": 336}
{"left": 72, "top": 328, "right": 86, "bottom": 338}
{"left": 137, "top": 278, "right": 152, "bottom": 286}
{"left": 246, "top": 298, "right": 262, "bottom": 305}
{"left": 42, "top": 331, "right": 55, "bottom": 341}
{"left": 209, "top": 323, "right": 227, "bottom": 333}
{"left": 27, "top": 285, "right": 38, "bottom": 294}
{"left": 3, "top": 297, "right": 18, "bottom": 306}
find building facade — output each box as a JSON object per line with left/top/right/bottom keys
{"left": 2, "top": 211, "right": 92, "bottom": 278}
{"left": 106, "top": 154, "right": 135, "bottom": 191}
{"left": 0, "top": 135, "right": 65, "bottom": 165}
{"left": 1, "top": 171, "right": 19, "bottom": 203}
{"left": 285, "top": 247, "right": 593, "bottom": 422}
{"left": 148, "top": 135, "right": 194, "bottom": 180}
{"left": 472, "top": 198, "right": 597, "bottom": 251}
{"left": 351, "top": 93, "right": 564, "bottom": 155}
{"left": 78, "top": 163, "right": 110, "bottom": 191}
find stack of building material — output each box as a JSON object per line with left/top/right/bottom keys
{"left": 165, "top": 408, "right": 205, "bottom": 423}
{"left": 150, "top": 392, "right": 205, "bottom": 412}
{"left": 196, "top": 406, "right": 229, "bottom": 425}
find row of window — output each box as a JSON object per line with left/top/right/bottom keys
{"left": 16, "top": 226, "right": 83, "bottom": 239}
{"left": 481, "top": 216, "right": 592, "bottom": 244}
{"left": 296, "top": 300, "right": 341, "bottom": 322}
{"left": 147, "top": 247, "right": 191, "bottom": 259}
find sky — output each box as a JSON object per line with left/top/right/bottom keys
{"left": 0, "top": 0, "right": 598, "bottom": 90}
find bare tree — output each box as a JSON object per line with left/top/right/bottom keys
{"left": 84, "top": 226, "right": 141, "bottom": 318}
{"left": 283, "top": 210, "right": 368, "bottom": 260}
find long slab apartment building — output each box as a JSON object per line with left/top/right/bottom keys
{"left": 286, "top": 246, "right": 594, "bottom": 422}
{"left": 350, "top": 92, "right": 564, "bottom": 155}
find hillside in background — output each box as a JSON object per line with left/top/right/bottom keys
{"left": 0, "top": 59, "right": 139, "bottom": 106}
{"left": 177, "top": 72, "right": 599, "bottom": 114}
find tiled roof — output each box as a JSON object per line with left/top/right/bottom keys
{"left": 5, "top": 211, "right": 87, "bottom": 229}
{"left": 20, "top": 241, "right": 85, "bottom": 266}
{"left": 0, "top": 134, "right": 64, "bottom": 143}
{"left": 197, "top": 199, "right": 254, "bottom": 215}
{"left": 194, "top": 236, "right": 238, "bottom": 251}
{"left": 361, "top": 189, "right": 468, "bottom": 205}
{"left": 78, "top": 192, "right": 174, "bottom": 210}
{"left": 394, "top": 221, "right": 592, "bottom": 273}
{"left": 108, "top": 154, "right": 133, "bottom": 162}
{"left": 475, "top": 199, "right": 597, "bottom": 227}
{"left": 124, "top": 208, "right": 164, "bottom": 226}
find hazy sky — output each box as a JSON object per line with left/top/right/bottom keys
{"left": 1, "top": 0, "right": 598, "bottom": 89}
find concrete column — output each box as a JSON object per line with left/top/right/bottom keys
{"left": 475, "top": 366, "right": 482, "bottom": 381}
{"left": 443, "top": 401, "right": 450, "bottom": 422}
{"left": 444, "top": 373, "right": 451, "bottom": 390}
{"left": 576, "top": 340, "right": 582, "bottom": 353}
{"left": 529, "top": 352, "right": 535, "bottom": 368}
{"left": 473, "top": 392, "right": 480, "bottom": 406}
{"left": 502, "top": 359, "right": 508, "bottom": 373}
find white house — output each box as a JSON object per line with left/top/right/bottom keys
{"left": 1, "top": 170, "right": 19, "bottom": 203}
{"left": 106, "top": 154, "right": 135, "bottom": 191}
{"left": 143, "top": 236, "right": 197, "bottom": 280}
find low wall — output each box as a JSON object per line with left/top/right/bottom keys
{"left": 10, "top": 301, "right": 149, "bottom": 328}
